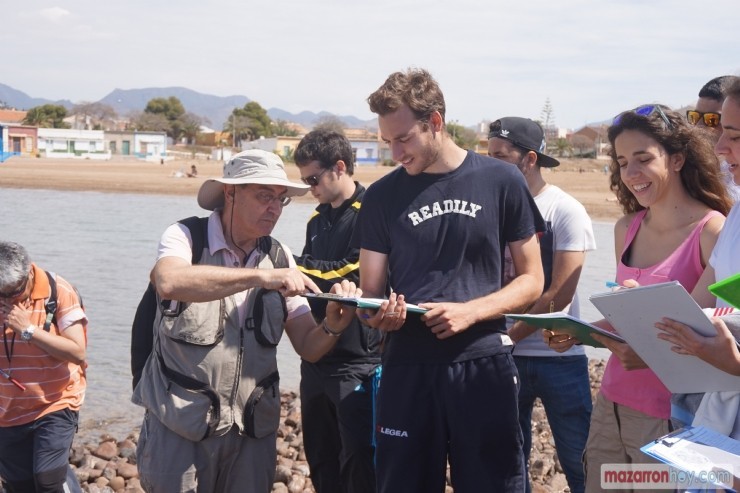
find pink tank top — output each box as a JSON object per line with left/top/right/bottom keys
{"left": 600, "top": 209, "right": 722, "bottom": 419}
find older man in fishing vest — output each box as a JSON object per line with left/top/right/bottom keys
{"left": 133, "top": 150, "right": 361, "bottom": 493}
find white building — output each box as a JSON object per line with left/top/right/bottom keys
{"left": 37, "top": 128, "right": 111, "bottom": 160}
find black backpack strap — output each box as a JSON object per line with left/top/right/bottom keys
{"left": 44, "top": 271, "right": 58, "bottom": 332}
{"left": 43, "top": 271, "right": 84, "bottom": 332}
{"left": 177, "top": 216, "right": 210, "bottom": 264}
{"left": 131, "top": 216, "right": 209, "bottom": 391}
{"left": 256, "top": 236, "right": 289, "bottom": 269}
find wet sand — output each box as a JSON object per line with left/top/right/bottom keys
{"left": 0, "top": 155, "right": 621, "bottom": 221}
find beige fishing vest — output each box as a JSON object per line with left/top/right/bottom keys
{"left": 132, "top": 241, "right": 288, "bottom": 442}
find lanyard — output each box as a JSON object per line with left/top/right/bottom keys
{"left": 2, "top": 328, "right": 25, "bottom": 391}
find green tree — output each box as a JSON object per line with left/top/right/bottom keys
{"left": 446, "top": 121, "right": 479, "bottom": 150}
{"left": 145, "top": 97, "right": 185, "bottom": 121}
{"left": 144, "top": 97, "right": 187, "bottom": 141}
{"left": 225, "top": 102, "right": 273, "bottom": 144}
{"left": 23, "top": 104, "right": 70, "bottom": 128}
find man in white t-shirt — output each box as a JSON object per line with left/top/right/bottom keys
{"left": 488, "top": 117, "right": 596, "bottom": 493}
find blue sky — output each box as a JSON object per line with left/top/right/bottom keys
{"left": 3, "top": 0, "right": 738, "bottom": 129}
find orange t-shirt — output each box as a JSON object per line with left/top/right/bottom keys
{"left": 0, "top": 264, "right": 87, "bottom": 426}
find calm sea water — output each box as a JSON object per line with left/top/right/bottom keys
{"left": 0, "top": 187, "right": 614, "bottom": 443}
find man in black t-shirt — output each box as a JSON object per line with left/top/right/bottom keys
{"left": 354, "top": 68, "right": 545, "bottom": 493}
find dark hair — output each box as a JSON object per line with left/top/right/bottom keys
{"left": 698, "top": 76, "right": 740, "bottom": 102}
{"left": 607, "top": 105, "right": 732, "bottom": 215}
{"left": 294, "top": 129, "right": 355, "bottom": 175}
{"left": 725, "top": 78, "right": 740, "bottom": 103}
{"left": 367, "top": 68, "right": 446, "bottom": 122}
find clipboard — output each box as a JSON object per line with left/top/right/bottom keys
{"left": 302, "top": 292, "right": 429, "bottom": 314}
{"left": 709, "top": 273, "right": 740, "bottom": 309}
{"left": 590, "top": 281, "right": 740, "bottom": 393}
{"left": 505, "top": 312, "right": 625, "bottom": 348}
{"left": 640, "top": 426, "right": 740, "bottom": 490}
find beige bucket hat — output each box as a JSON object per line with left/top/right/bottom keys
{"left": 197, "top": 149, "right": 309, "bottom": 210}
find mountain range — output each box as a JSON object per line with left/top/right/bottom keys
{"left": 0, "top": 83, "right": 377, "bottom": 131}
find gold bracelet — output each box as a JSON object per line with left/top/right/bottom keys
{"left": 322, "top": 318, "right": 342, "bottom": 337}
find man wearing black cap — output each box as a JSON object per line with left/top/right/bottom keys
{"left": 488, "top": 117, "right": 596, "bottom": 493}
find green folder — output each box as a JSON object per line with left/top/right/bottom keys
{"left": 505, "top": 312, "right": 625, "bottom": 348}
{"left": 708, "top": 272, "right": 740, "bottom": 309}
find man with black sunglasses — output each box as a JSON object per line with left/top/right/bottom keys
{"left": 690, "top": 75, "right": 740, "bottom": 202}
{"left": 689, "top": 76, "right": 738, "bottom": 134}
{"left": 293, "top": 129, "right": 380, "bottom": 493}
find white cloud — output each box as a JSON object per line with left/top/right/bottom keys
{"left": 39, "top": 7, "right": 71, "bottom": 23}
{"left": 3, "top": 0, "right": 739, "bottom": 129}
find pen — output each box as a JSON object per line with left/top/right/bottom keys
{"left": 605, "top": 281, "right": 624, "bottom": 289}
{"left": 0, "top": 367, "right": 26, "bottom": 392}
{"left": 549, "top": 300, "right": 555, "bottom": 313}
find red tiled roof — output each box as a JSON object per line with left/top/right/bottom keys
{"left": 0, "top": 109, "right": 27, "bottom": 124}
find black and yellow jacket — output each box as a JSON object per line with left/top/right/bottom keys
{"left": 295, "top": 182, "right": 381, "bottom": 369}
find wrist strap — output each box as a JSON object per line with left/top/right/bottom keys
{"left": 322, "top": 318, "right": 342, "bottom": 337}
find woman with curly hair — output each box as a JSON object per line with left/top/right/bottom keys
{"left": 551, "top": 103, "right": 731, "bottom": 491}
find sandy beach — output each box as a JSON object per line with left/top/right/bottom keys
{"left": 0, "top": 155, "right": 622, "bottom": 221}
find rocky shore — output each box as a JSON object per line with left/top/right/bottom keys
{"left": 62, "top": 360, "right": 605, "bottom": 493}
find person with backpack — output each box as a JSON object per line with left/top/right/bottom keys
{"left": 132, "top": 149, "right": 363, "bottom": 493}
{"left": 293, "top": 130, "right": 381, "bottom": 493}
{"left": 0, "top": 241, "right": 87, "bottom": 493}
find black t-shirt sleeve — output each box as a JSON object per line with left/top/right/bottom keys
{"left": 353, "top": 181, "right": 390, "bottom": 254}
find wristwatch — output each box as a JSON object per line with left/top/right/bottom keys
{"left": 21, "top": 324, "right": 35, "bottom": 341}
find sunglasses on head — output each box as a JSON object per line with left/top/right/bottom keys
{"left": 686, "top": 110, "right": 721, "bottom": 128}
{"left": 613, "top": 104, "right": 673, "bottom": 129}
{"left": 300, "top": 167, "right": 331, "bottom": 187}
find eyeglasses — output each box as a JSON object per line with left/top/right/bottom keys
{"left": 254, "top": 191, "right": 291, "bottom": 207}
{"left": 613, "top": 105, "right": 673, "bottom": 129}
{"left": 300, "top": 167, "right": 331, "bottom": 187}
{"left": 686, "top": 110, "right": 721, "bottom": 128}
{"left": 0, "top": 276, "right": 28, "bottom": 300}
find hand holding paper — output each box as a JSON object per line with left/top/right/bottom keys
{"left": 655, "top": 316, "right": 740, "bottom": 377}
{"left": 591, "top": 333, "right": 649, "bottom": 370}
{"left": 589, "top": 281, "right": 740, "bottom": 393}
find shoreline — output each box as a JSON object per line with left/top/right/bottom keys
{"left": 0, "top": 155, "right": 622, "bottom": 221}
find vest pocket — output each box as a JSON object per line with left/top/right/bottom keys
{"left": 246, "top": 290, "right": 286, "bottom": 347}
{"left": 161, "top": 300, "right": 224, "bottom": 346}
{"left": 138, "top": 350, "right": 221, "bottom": 442}
{"left": 243, "top": 371, "right": 280, "bottom": 438}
